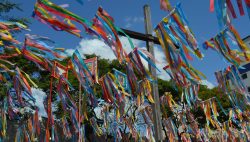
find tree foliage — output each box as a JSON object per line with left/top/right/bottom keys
{"left": 0, "top": 0, "right": 30, "bottom": 30}
{"left": 0, "top": 0, "right": 22, "bottom": 13}
{"left": 2, "top": 51, "right": 234, "bottom": 127}
{"left": 0, "top": 0, "right": 233, "bottom": 129}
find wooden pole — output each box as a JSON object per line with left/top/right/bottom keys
{"left": 78, "top": 83, "right": 82, "bottom": 142}
{"left": 143, "top": 5, "right": 163, "bottom": 141}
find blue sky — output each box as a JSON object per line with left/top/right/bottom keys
{"left": 10, "top": 0, "right": 250, "bottom": 87}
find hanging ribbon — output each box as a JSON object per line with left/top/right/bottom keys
{"left": 160, "top": 0, "right": 172, "bottom": 11}
{"left": 71, "top": 49, "right": 97, "bottom": 106}
{"left": 57, "top": 75, "right": 77, "bottom": 112}
{"left": 137, "top": 79, "right": 155, "bottom": 104}
{"left": 112, "top": 68, "right": 130, "bottom": 93}
{"left": 0, "top": 20, "right": 28, "bottom": 47}
{"left": 33, "top": 0, "right": 93, "bottom": 37}
{"left": 99, "top": 72, "right": 121, "bottom": 106}
{"left": 203, "top": 25, "right": 250, "bottom": 67}
{"left": 24, "top": 34, "right": 66, "bottom": 61}
{"left": 215, "top": 65, "right": 250, "bottom": 109}
{"left": 62, "top": 116, "right": 72, "bottom": 138}
{"left": 211, "top": 0, "right": 250, "bottom": 28}
{"left": 93, "top": 7, "right": 133, "bottom": 63}
{"left": 84, "top": 57, "right": 98, "bottom": 83}
{"left": 155, "top": 3, "right": 205, "bottom": 91}
{"left": 128, "top": 48, "right": 153, "bottom": 80}
{"left": 90, "top": 117, "right": 103, "bottom": 136}
{"left": 22, "top": 34, "right": 66, "bottom": 79}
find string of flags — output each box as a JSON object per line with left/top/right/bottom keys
{"left": 0, "top": 0, "right": 249, "bottom": 141}
{"left": 203, "top": 24, "right": 250, "bottom": 67}
{"left": 158, "top": 0, "right": 250, "bottom": 141}
{"left": 209, "top": 0, "right": 250, "bottom": 29}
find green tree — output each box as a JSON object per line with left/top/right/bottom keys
{"left": 0, "top": 0, "right": 29, "bottom": 26}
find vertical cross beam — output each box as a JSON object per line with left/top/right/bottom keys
{"left": 144, "top": 5, "right": 163, "bottom": 142}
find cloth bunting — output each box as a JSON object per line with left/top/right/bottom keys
{"left": 126, "top": 47, "right": 160, "bottom": 95}
{"left": 210, "top": 0, "right": 250, "bottom": 28}
{"left": 181, "top": 84, "right": 200, "bottom": 107}
{"left": 160, "top": 0, "right": 172, "bottom": 11}
{"left": 7, "top": 89, "right": 22, "bottom": 119}
{"left": 0, "top": 20, "right": 28, "bottom": 31}
{"left": 0, "top": 21, "right": 28, "bottom": 46}
{"left": 22, "top": 34, "right": 66, "bottom": 71}
{"left": 125, "top": 62, "right": 138, "bottom": 95}
{"left": 71, "top": 50, "right": 97, "bottom": 107}
{"left": 200, "top": 98, "right": 221, "bottom": 129}
{"left": 163, "top": 118, "right": 178, "bottom": 142}
{"left": 0, "top": 98, "right": 7, "bottom": 139}
{"left": 45, "top": 61, "right": 70, "bottom": 141}
{"left": 14, "top": 126, "right": 30, "bottom": 142}
{"left": 27, "top": 110, "right": 41, "bottom": 142}
{"left": 71, "top": 50, "right": 95, "bottom": 86}
{"left": 45, "top": 62, "right": 61, "bottom": 142}
{"left": 141, "top": 110, "right": 155, "bottom": 142}
{"left": 84, "top": 57, "right": 98, "bottom": 83}
{"left": 0, "top": 21, "right": 26, "bottom": 60}
{"left": 127, "top": 48, "right": 147, "bottom": 82}
{"left": 70, "top": 51, "right": 97, "bottom": 131}
{"left": 33, "top": 0, "right": 92, "bottom": 37}
{"left": 228, "top": 109, "right": 242, "bottom": 127}
{"left": 163, "top": 64, "right": 205, "bottom": 88}
{"left": 57, "top": 75, "right": 77, "bottom": 112}
{"left": 210, "top": 99, "right": 220, "bottom": 125}
{"left": 33, "top": 1, "right": 134, "bottom": 63}
{"left": 45, "top": 98, "right": 55, "bottom": 142}
{"left": 33, "top": 0, "right": 134, "bottom": 63}
{"left": 226, "top": 66, "right": 248, "bottom": 95}
{"left": 0, "top": 46, "right": 22, "bottom": 59}
{"left": 128, "top": 47, "right": 160, "bottom": 80}
{"left": 24, "top": 34, "right": 66, "bottom": 61}
{"left": 112, "top": 68, "right": 130, "bottom": 93}
{"left": 2, "top": 0, "right": 250, "bottom": 140}
{"left": 99, "top": 72, "right": 125, "bottom": 110}
{"left": 51, "top": 61, "right": 69, "bottom": 79}
{"left": 13, "top": 67, "right": 37, "bottom": 106}
{"left": 0, "top": 30, "right": 20, "bottom": 45}
{"left": 137, "top": 79, "right": 155, "bottom": 105}
{"left": 6, "top": 88, "right": 36, "bottom": 120}
{"left": 155, "top": 3, "right": 203, "bottom": 61}
{"left": 215, "top": 65, "right": 250, "bottom": 109}
{"left": 78, "top": 125, "right": 86, "bottom": 142}
{"left": 215, "top": 65, "right": 248, "bottom": 94}
{"left": 92, "top": 7, "right": 134, "bottom": 63}
{"left": 13, "top": 112, "right": 43, "bottom": 142}
{"left": 62, "top": 116, "right": 72, "bottom": 138}
{"left": 160, "top": 92, "right": 178, "bottom": 118}
{"left": 100, "top": 104, "right": 110, "bottom": 129}
{"left": 32, "top": 109, "right": 40, "bottom": 139}
{"left": 110, "top": 69, "right": 130, "bottom": 118}
{"left": 56, "top": 76, "right": 84, "bottom": 133}
{"left": 155, "top": 3, "right": 205, "bottom": 89}
{"left": 90, "top": 117, "right": 103, "bottom": 136}
{"left": 228, "top": 91, "right": 249, "bottom": 110}
{"left": 123, "top": 117, "right": 138, "bottom": 140}
{"left": 203, "top": 25, "right": 250, "bottom": 67}
{"left": 186, "top": 109, "right": 202, "bottom": 140}
{"left": 215, "top": 70, "right": 228, "bottom": 94}
{"left": 25, "top": 44, "right": 70, "bottom": 142}
{"left": 161, "top": 92, "right": 177, "bottom": 110}
{"left": 22, "top": 46, "right": 51, "bottom": 71}
{"left": 69, "top": 107, "right": 80, "bottom": 133}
